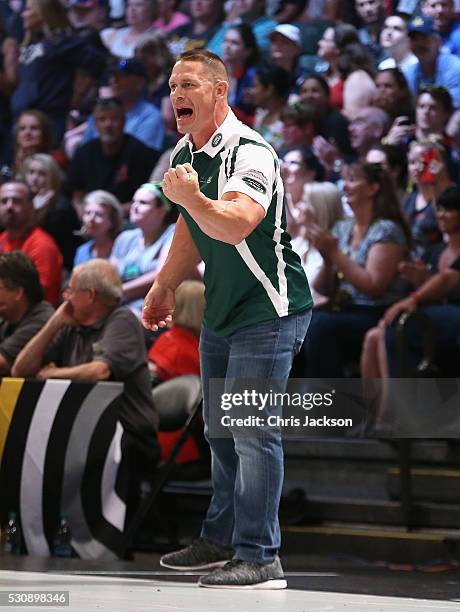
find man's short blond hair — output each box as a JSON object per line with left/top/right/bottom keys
{"left": 176, "top": 49, "right": 228, "bottom": 83}
{"left": 73, "top": 259, "right": 122, "bottom": 306}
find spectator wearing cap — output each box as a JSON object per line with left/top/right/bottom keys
{"left": 355, "top": 0, "right": 386, "bottom": 62}
{"left": 268, "top": 24, "right": 302, "bottom": 74}
{"left": 403, "top": 14, "right": 460, "bottom": 108}
{"left": 421, "top": 0, "right": 460, "bottom": 57}
{"left": 101, "top": 0, "right": 154, "bottom": 58}
{"left": 81, "top": 58, "right": 165, "bottom": 151}
{"left": 0, "top": 251, "right": 54, "bottom": 376}
{"left": 110, "top": 182, "right": 178, "bottom": 318}
{"left": 67, "top": 98, "right": 158, "bottom": 217}
{"left": 206, "top": 0, "right": 277, "bottom": 57}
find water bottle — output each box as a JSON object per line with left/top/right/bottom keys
{"left": 52, "top": 514, "right": 73, "bottom": 558}
{"left": 2, "top": 512, "right": 21, "bottom": 555}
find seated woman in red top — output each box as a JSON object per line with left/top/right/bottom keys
{"left": 148, "top": 280, "right": 205, "bottom": 465}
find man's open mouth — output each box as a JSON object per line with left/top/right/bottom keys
{"left": 177, "top": 108, "right": 193, "bottom": 118}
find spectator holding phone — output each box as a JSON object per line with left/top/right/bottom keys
{"left": 384, "top": 86, "right": 453, "bottom": 151}
{"left": 403, "top": 140, "right": 454, "bottom": 262}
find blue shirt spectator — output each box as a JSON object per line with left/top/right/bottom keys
{"left": 442, "top": 21, "right": 460, "bottom": 56}
{"left": 403, "top": 51, "right": 460, "bottom": 108}
{"left": 82, "top": 97, "right": 165, "bottom": 151}
{"left": 82, "top": 58, "right": 165, "bottom": 151}
{"left": 404, "top": 13, "right": 460, "bottom": 108}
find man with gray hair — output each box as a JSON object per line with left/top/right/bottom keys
{"left": 13, "top": 259, "right": 159, "bottom": 462}
{"left": 348, "top": 106, "right": 391, "bottom": 157}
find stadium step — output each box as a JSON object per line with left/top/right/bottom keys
{"left": 281, "top": 523, "right": 460, "bottom": 564}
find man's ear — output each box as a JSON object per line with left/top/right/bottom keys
{"left": 215, "top": 80, "right": 229, "bottom": 100}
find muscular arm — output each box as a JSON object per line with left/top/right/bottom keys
{"left": 183, "top": 190, "right": 265, "bottom": 245}
{"left": 142, "top": 216, "right": 202, "bottom": 330}
{"left": 163, "top": 164, "right": 265, "bottom": 245}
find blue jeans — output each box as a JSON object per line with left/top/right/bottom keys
{"left": 199, "top": 310, "right": 311, "bottom": 565}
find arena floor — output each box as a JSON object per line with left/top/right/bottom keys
{"left": 1, "top": 554, "right": 460, "bottom": 611}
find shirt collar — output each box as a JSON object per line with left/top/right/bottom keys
{"left": 183, "top": 108, "right": 240, "bottom": 158}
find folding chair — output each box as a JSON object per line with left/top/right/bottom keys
{"left": 120, "top": 375, "right": 203, "bottom": 556}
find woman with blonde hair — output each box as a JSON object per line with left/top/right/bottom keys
{"left": 148, "top": 280, "right": 205, "bottom": 381}
{"left": 10, "top": 0, "right": 105, "bottom": 143}
{"left": 290, "top": 181, "right": 343, "bottom": 303}
{"left": 73, "top": 190, "right": 122, "bottom": 267}
{"left": 21, "top": 153, "right": 81, "bottom": 270}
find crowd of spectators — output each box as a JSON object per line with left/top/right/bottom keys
{"left": 0, "top": 0, "right": 459, "bottom": 413}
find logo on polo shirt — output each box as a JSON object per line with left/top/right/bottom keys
{"left": 212, "top": 134, "right": 223, "bottom": 147}
{"left": 242, "top": 177, "right": 266, "bottom": 194}
{"left": 242, "top": 169, "right": 268, "bottom": 194}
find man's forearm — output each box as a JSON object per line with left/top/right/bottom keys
{"left": 12, "top": 316, "right": 64, "bottom": 377}
{"left": 41, "top": 361, "right": 110, "bottom": 382}
{"left": 156, "top": 215, "right": 202, "bottom": 289}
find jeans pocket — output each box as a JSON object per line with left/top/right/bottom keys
{"left": 294, "top": 310, "right": 312, "bottom": 356}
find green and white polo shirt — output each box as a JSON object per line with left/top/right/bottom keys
{"left": 170, "top": 109, "right": 312, "bottom": 336}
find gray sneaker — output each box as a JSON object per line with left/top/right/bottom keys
{"left": 198, "top": 557, "right": 287, "bottom": 589}
{"left": 160, "top": 538, "right": 234, "bottom": 570}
